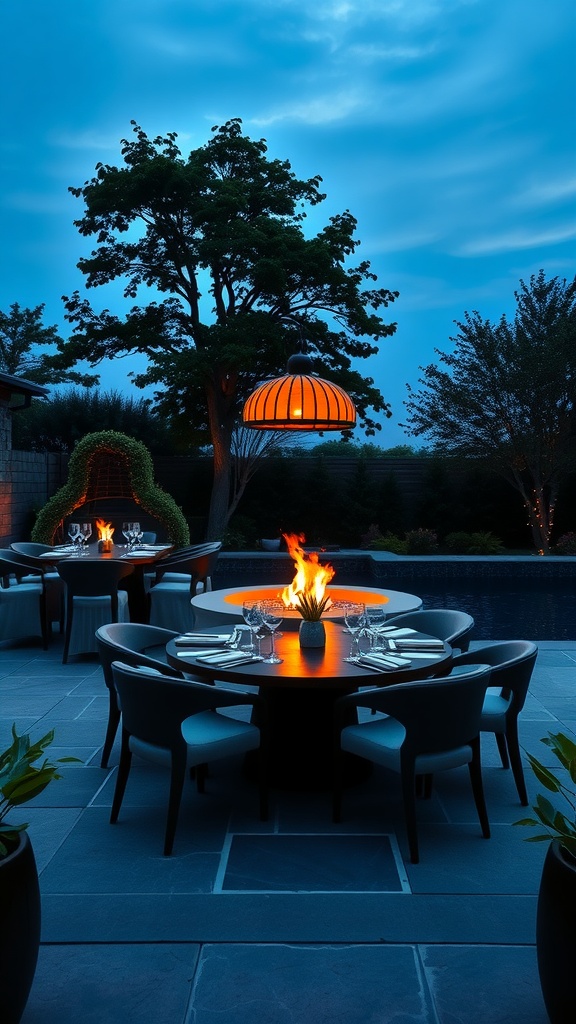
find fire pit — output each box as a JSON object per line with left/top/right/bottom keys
{"left": 96, "top": 518, "right": 114, "bottom": 553}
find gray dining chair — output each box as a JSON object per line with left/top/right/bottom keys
{"left": 95, "top": 622, "right": 188, "bottom": 768}
{"left": 58, "top": 559, "right": 134, "bottom": 663}
{"left": 10, "top": 542, "right": 65, "bottom": 633}
{"left": 384, "top": 608, "right": 475, "bottom": 653}
{"left": 110, "top": 661, "right": 268, "bottom": 855}
{"left": 148, "top": 542, "right": 222, "bottom": 633}
{"left": 446, "top": 640, "right": 538, "bottom": 804}
{"left": 333, "top": 664, "right": 492, "bottom": 863}
{"left": 0, "top": 550, "right": 48, "bottom": 649}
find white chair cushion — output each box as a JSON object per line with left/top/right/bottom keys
{"left": 129, "top": 710, "right": 260, "bottom": 769}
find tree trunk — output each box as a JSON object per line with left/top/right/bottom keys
{"left": 205, "top": 385, "right": 234, "bottom": 541}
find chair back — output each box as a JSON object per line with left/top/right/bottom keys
{"left": 153, "top": 542, "right": 222, "bottom": 592}
{"left": 58, "top": 559, "right": 134, "bottom": 596}
{"left": 344, "top": 664, "right": 491, "bottom": 757}
{"left": 11, "top": 542, "right": 54, "bottom": 558}
{"left": 385, "top": 608, "right": 475, "bottom": 651}
{"left": 96, "top": 622, "right": 184, "bottom": 687}
{"left": 111, "top": 661, "right": 249, "bottom": 751}
{"left": 0, "top": 549, "right": 42, "bottom": 585}
{"left": 451, "top": 640, "right": 537, "bottom": 711}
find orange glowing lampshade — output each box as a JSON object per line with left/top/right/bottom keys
{"left": 242, "top": 353, "right": 356, "bottom": 431}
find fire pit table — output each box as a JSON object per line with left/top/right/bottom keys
{"left": 190, "top": 584, "right": 423, "bottom": 631}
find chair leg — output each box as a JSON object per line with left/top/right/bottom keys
{"left": 332, "top": 747, "right": 344, "bottom": 824}
{"left": 164, "top": 755, "right": 187, "bottom": 856}
{"left": 401, "top": 769, "right": 419, "bottom": 864}
{"left": 110, "top": 733, "right": 132, "bottom": 824}
{"left": 62, "top": 602, "right": 73, "bottom": 664}
{"left": 101, "top": 690, "right": 121, "bottom": 769}
{"left": 495, "top": 732, "right": 510, "bottom": 769}
{"left": 468, "top": 738, "right": 490, "bottom": 839}
{"left": 505, "top": 720, "right": 529, "bottom": 806}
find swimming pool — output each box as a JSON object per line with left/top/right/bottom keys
{"left": 213, "top": 557, "right": 576, "bottom": 641}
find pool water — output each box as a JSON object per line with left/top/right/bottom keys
{"left": 214, "top": 565, "right": 576, "bottom": 641}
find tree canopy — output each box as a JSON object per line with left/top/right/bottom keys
{"left": 402, "top": 270, "right": 576, "bottom": 553}
{"left": 57, "top": 119, "right": 399, "bottom": 538}
{"left": 0, "top": 302, "right": 96, "bottom": 387}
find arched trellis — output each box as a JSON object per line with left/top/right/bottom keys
{"left": 31, "top": 430, "right": 190, "bottom": 547}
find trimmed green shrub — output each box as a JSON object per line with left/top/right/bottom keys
{"left": 31, "top": 430, "right": 190, "bottom": 546}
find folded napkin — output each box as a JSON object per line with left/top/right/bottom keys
{"left": 197, "top": 651, "right": 260, "bottom": 667}
{"left": 121, "top": 551, "right": 151, "bottom": 558}
{"left": 40, "top": 546, "right": 75, "bottom": 556}
{"left": 358, "top": 653, "right": 412, "bottom": 671}
{"left": 175, "top": 633, "right": 232, "bottom": 646}
{"left": 400, "top": 652, "right": 444, "bottom": 660}
{"left": 176, "top": 647, "right": 227, "bottom": 658}
{"left": 380, "top": 627, "right": 418, "bottom": 637}
{"left": 395, "top": 639, "right": 444, "bottom": 650}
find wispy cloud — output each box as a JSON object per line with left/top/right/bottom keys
{"left": 514, "top": 175, "right": 576, "bottom": 208}
{"left": 455, "top": 223, "right": 576, "bottom": 256}
{"left": 251, "top": 89, "right": 365, "bottom": 126}
{"left": 51, "top": 130, "right": 122, "bottom": 152}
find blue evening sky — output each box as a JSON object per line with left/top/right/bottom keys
{"left": 1, "top": 0, "right": 575, "bottom": 446}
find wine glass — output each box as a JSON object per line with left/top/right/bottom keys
{"left": 366, "top": 605, "right": 387, "bottom": 651}
{"left": 260, "top": 600, "right": 283, "bottom": 664}
{"left": 121, "top": 522, "right": 131, "bottom": 547}
{"left": 80, "top": 522, "right": 92, "bottom": 554}
{"left": 242, "top": 601, "right": 263, "bottom": 655}
{"left": 343, "top": 602, "right": 366, "bottom": 662}
{"left": 67, "top": 522, "right": 80, "bottom": 549}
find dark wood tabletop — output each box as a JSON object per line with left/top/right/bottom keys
{"left": 38, "top": 543, "right": 173, "bottom": 566}
{"left": 166, "top": 620, "right": 452, "bottom": 689}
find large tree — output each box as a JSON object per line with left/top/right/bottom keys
{"left": 57, "top": 119, "right": 398, "bottom": 539}
{"left": 402, "top": 271, "right": 576, "bottom": 554}
{"left": 0, "top": 302, "right": 95, "bottom": 386}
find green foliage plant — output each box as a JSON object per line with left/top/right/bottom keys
{"left": 402, "top": 271, "right": 576, "bottom": 555}
{"left": 31, "top": 430, "right": 189, "bottom": 546}
{"left": 554, "top": 532, "right": 576, "bottom": 555}
{"left": 295, "top": 591, "right": 331, "bottom": 621}
{"left": 405, "top": 528, "right": 439, "bottom": 554}
{"left": 444, "top": 531, "right": 504, "bottom": 555}
{"left": 515, "top": 732, "right": 576, "bottom": 861}
{"left": 0, "top": 725, "right": 79, "bottom": 857}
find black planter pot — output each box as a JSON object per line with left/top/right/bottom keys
{"left": 0, "top": 832, "right": 41, "bottom": 1024}
{"left": 536, "top": 839, "right": 576, "bottom": 1024}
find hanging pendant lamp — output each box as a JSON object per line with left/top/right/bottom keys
{"left": 242, "top": 351, "right": 357, "bottom": 431}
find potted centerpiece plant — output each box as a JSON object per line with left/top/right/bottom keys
{"left": 515, "top": 731, "right": 576, "bottom": 1024}
{"left": 295, "top": 592, "right": 331, "bottom": 648}
{"left": 0, "top": 725, "right": 77, "bottom": 1024}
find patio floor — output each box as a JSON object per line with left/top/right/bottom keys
{"left": 2, "top": 633, "right": 575, "bottom": 1023}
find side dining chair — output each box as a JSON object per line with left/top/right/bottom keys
{"left": 58, "top": 559, "right": 134, "bottom": 663}
{"left": 95, "top": 622, "right": 188, "bottom": 768}
{"left": 333, "top": 664, "right": 492, "bottom": 863}
{"left": 10, "top": 542, "right": 65, "bottom": 633}
{"left": 110, "top": 661, "right": 268, "bottom": 855}
{"left": 446, "top": 640, "right": 538, "bottom": 805}
{"left": 384, "top": 608, "right": 475, "bottom": 653}
{"left": 148, "top": 542, "right": 222, "bottom": 633}
{"left": 0, "top": 550, "right": 48, "bottom": 649}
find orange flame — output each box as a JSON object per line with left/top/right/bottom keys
{"left": 280, "top": 532, "right": 335, "bottom": 609}
{"left": 95, "top": 518, "right": 114, "bottom": 542}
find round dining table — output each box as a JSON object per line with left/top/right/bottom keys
{"left": 38, "top": 543, "right": 173, "bottom": 622}
{"left": 166, "top": 620, "right": 452, "bottom": 790}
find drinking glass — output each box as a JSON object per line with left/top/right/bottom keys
{"left": 260, "top": 600, "right": 283, "bottom": 664}
{"left": 242, "top": 601, "right": 263, "bottom": 655}
{"left": 121, "top": 522, "right": 131, "bottom": 547}
{"left": 343, "top": 602, "right": 366, "bottom": 662}
{"left": 366, "top": 605, "right": 387, "bottom": 651}
{"left": 80, "top": 522, "right": 92, "bottom": 554}
{"left": 130, "top": 522, "right": 141, "bottom": 549}
{"left": 67, "top": 522, "right": 80, "bottom": 549}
